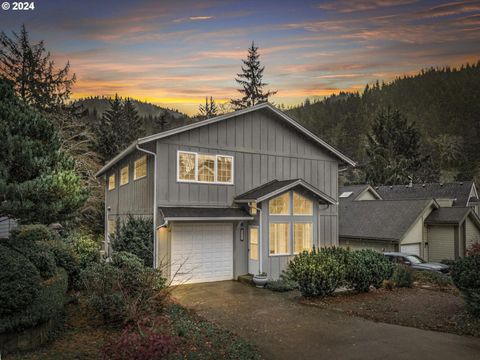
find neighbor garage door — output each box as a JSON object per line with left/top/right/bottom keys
{"left": 171, "top": 223, "right": 233, "bottom": 284}
{"left": 400, "top": 243, "right": 420, "bottom": 256}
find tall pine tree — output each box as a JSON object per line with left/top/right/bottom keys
{"left": 97, "top": 94, "right": 124, "bottom": 162}
{"left": 123, "top": 98, "right": 143, "bottom": 141}
{"left": 199, "top": 96, "right": 218, "bottom": 118}
{"left": 231, "top": 42, "right": 277, "bottom": 109}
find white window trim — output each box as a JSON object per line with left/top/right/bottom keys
{"left": 134, "top": 155, "right": 147, "bottom": 180}
{"left": 176, "top": 150, "right": 234, "bottom": 185}
{"left": 293, "top": 221, "right": 313, "bottom": 255}
{"left": 120, "top": 165, "right": 129, "bottom": 186}
{"left": 269, "top": 222, "right": 291, "bottom": 256}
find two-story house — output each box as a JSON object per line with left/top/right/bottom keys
{"left": 96, "top": 103, "right": 355, "bottom": 283}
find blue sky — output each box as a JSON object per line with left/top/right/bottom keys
{"left": 1, "top": 0, "right": 479, "bottom": 114}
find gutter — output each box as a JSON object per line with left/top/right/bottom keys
{"left": 136, "top": 143, "right": 158, "bottom": 268}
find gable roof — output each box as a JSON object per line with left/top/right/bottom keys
{"left": 424, "top": 207, "right": 472, "bottom": 225}
{"left": 339, "top": 184, "right": 382, "bottom": 202}
{"left": 96, "top": 103, "right": 355, "bottom": 177}
{"left": 375, "top": 182, "right": 474, "bottom": 207}
{"left": 339, "top": 199, "right": 435, "bottom": 242}
{"left": 235, "top": 179, "right": 337, "bottom": 205}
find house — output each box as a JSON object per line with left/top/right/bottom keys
{"left": 0, "top": 217, "right": 17, "bottom": 239}
{"left": 338, "top": 182, "right": 480, "bottom": 262}
{"left": 96, "top": 103, "right": 355, "bottom": 283}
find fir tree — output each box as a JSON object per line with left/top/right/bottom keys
{"left": 96, "top": 94, "right": 124, "bottom": 162}
{"left": 231, "top": 42, "right": 277, "bottom": 109}
{"left": 123, "top": 98, "right": 143, "bottom": 141}
{"left": 199, "top": 96, "right": 218, "bottom": 118}
{"left": 0, "top": 25, "right": 75, "bottom": 111}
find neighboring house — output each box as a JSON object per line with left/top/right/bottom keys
{"left": 96, "top": 103, "right": 355, "bottom": 283}
{"left": 0, "top": 217, "right": 17, "bottom": 239}
{"left": 338, "top": 182, "right": 480, "bottom": 262}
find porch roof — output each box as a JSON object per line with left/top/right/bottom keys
{"left": 159, "top": 207, "right": 253, "bottom": 221}
{"left": 234, "top": 179, "right": 336, "bottom": 205}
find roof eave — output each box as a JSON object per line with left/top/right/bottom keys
{"left": 95, "top": 141, "right": 138, "bottom": 177}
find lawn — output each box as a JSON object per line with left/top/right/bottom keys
{"left": 6, "top": 297, "right": 261, "bottom": 360}
{"left": 301, "top": 286, "right": 480, "bottom": 337}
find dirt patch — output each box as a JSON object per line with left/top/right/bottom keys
{"left": 302, "top": 287, "right": 480, "bottom": 337}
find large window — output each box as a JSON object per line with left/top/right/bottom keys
{"left": 269, "top": 223, "right": 289, "bottom": 255}
{"left": 294, "top": 223, "right": 313, "bottom": 254}
{"left": 293, "top": 192, "right": 313, "bottom": 215}
{"left": 108, "top": 174, "right": 116, "bottom": 190}
{"left": 269, "top": 193, "right": 290, "bottom": 215}
{"left": 177, "top": 151, "right": 234, "bottom": 184}
{"left": 120, "top": 166, "right": 129, "bottom": 186}
{"left": 134, "top": 156, "right": 147, "bottom": 180}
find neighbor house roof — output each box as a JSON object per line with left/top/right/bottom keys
{"left": 375, "top": 182, "right": 474, "bottom": 207}
{"left": 425, "top": 207, "right": 476, "bottom": 225}
{"left": 338, "top": 184, "right": 382, "bottom": 202}
{"left": 159, "top": 207, "right": 253, "bottom": 221}
{"left": 96, "top": 102, "right": 356, "bottom": 177}
{"left": 234, "top": 179, "right": 337, "bottom": 205}
{"left": 339, "top": 199, "right": 435, "bottom": 242}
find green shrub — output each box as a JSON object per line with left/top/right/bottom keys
{"left": 288, "top": 248, "right": 345, "bottom": 297}
{"left": 266, "top": 279, "right": 297, "bottom": 292}
{"left": 413, "top": 270, "right": 452, "bottom": 288}
{"left": 345, "top": 249, "right": 394, "bottom": 292}
{"left": 65, "top": 231, "right": 100, "bottom": 269}
{"left": 8, "top": 224, "right": 54, "bottom": 245}
{"left": 81, "top": 252, "right": 166, "bottom": 325}
{"left": 0, "top": 268, "right": 68, "bottom": 333}
{"left": 45, "top": 240, "right": 81, "bottom": 290}
{"left": 111, "top": 215, "right": 153, "bottom": 267}
{"left": 0, "top": 244, "right": 41, "bottom": 316}
{"left": 451, "top": 255, "right": 480, "bottom": 316}
{"left": 391, "top": 265, "right": 414, "bottom": 288}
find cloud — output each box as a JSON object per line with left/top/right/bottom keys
{"left": 318, "top": 0, "right": 419, "bottom": 13}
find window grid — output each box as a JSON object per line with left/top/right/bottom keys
{"left": 108, "top": 174, "right": 116, "bottom": 190}
{"left": 197, "top": 154, "right": 216, "bottom": 183}
{"left": 293, "top": 192, "right": 313, "bottom": 215}
{"left": 294, "top": 223, "right": 313, "bottom": 254}
{"left": 269, "top": 223, "right": 290, "bottom": 255}
{"left": 217, "top": 155, "right": 233, "bottom": 183}
{"left": 177, "top": 151, "right": 233, "bottom": 184}
{"left": 120, "top": 166, "right": 129, "bottom": 186}
{"left": 269, "top": 193, "right": 290, "bottom": 215}
{"left": 134, "top": 156, "right": 147, "bottom": 180}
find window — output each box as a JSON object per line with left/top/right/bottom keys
{"left": 134, "top": 156, "right": 147, "bottom": 180}
{"left": 120, "top": 166, "right": 129, "bottom": 186}
{"left": 249, "top": 227, "right": 259, "bottom": 260}
{"left": 339, "top": 191, "right": 353, "bottom": 198}
{"left": 108, "top": 174, "right": 116, "bottom": 190}
{"left": 294, "top": 223, "right": 312, "bottom": 253}
{"left": 293, "top": 192, "right": 313, "bottom": 215}
{"left": 217, "top": 155, "right": 233, "bottom": 183}
{"left": 198, "top": 154, "right": 215, "bottom": 183}
{"left": 269, "top": 223, "right": 289, "bottom": 255}
{"left": 269, "top": 193, "right": 290, "bottom": 215}
{"left": 177, "top": 151, "right": 234, "bottom": 184}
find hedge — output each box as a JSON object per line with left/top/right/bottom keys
{"left": 0, "top": 268, "right": 68, "bottom": 333}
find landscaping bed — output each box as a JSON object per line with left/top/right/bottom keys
{"left": 301, "top": 287, "right": 480, "bottom": 337}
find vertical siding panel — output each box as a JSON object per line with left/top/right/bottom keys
{"left": 291, "top": 158, "right": 298, "bottom": 179}
{"left": 235, "top": 116, "right": 243, "bottom": 148}
{"left": 244, "top": 153, "right": 253, "bottom": 191}
{"left": 252, "top": 154, "right": 261, "bottom": 188}
{"left": 261, "top": 155, "right": 269, "bottom": 184}
{"left": 227, "top": 117, "right": 236, "bottom": 147}
{"left": 318, "top": 161, "right": 325, "bottom": 192}
{"left": 218, "top": 120, "right": 227, "bottom": 146}
{"left": 283, "top": 157, "right": 290, "bottom": 179}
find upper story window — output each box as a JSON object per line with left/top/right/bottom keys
{"left": 120, "top": 166, "right": 129, "bottom": 186}
{"left": 293, "top": 192, "right": 313, "bottom": 215}
{"left": 269, "top": 193, "right": 290, "bottom": 215}
{"left": 108, "top": 174, "right": 116, "bottom": 190}
{"left": 134, "top": 156, "right": 147, "bottom": 180}
{"left": 177, "top": 151, "right": 234, "bottom": 185}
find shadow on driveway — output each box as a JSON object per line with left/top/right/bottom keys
{"left": 173, "top": 281, "right": 480, "bottom": 360}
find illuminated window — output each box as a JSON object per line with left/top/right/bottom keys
{"left": 134, "top": 156, "right": 147, "bottom": 180}
{"left": 269, "top": 223, "right": 289, "bottom": 255}
{"left": 249, "top": 227, "right": 259, "bottom": 260}
{"left": 269, "top": 193, "right": 290, "bottom": 215}
{"left": 120, "top": 166, "right": 129, "bottom": 186}
{"left": 178, "top": 151, "right": 196, "bottom": 181}
{"left": 198, "top": 154, "right": 215, "bottom": 183}
{"left": 217, "top": 155, "right": 233, "bottom": 183}
{"left": 294, "top": 223, "right": 313, "bottom": 253}
{"left": 293, "top": 192, "right": 313, "bottom": 215}
{"left": 108, "top": 174, "right": 116, "bottom": 190}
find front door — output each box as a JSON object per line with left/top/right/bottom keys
{"left": 248, "top": 227, "right": 260, "bottom": 275}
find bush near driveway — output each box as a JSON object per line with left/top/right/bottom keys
{"left": 345, "top": 249, "right": 394, "bottom": 292}
{"left": 413, "top": 270, "right": 452, "bottom": 289}
{"left": 390, "top": 265, "right": 414, "bottom": 288}
{"left": 451, "top": 254, "right": 480, "bottom": 316}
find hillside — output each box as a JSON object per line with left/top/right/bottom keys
{"left": 287, "top": 62, "right": 480, "bottom": 183}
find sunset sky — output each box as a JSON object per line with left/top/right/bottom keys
{"left": 1, "top": 0, "right": 479, "bottom": 114}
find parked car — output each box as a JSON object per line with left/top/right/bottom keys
{"left": 384, "top": 252, "right": 450, "bottom": 273}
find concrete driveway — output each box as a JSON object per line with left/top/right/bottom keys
{"left": 173, "top": 281, "right": 480, "bottom": 360}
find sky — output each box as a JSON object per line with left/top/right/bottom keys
{"left": 1, "top": 0, "right": 480, "bottom": 115}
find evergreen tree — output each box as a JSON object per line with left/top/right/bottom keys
{"left": 0, "top": 78, "right": 87, "bottom": 224}
{"left": 154, "top": 112, "right": 170, "bottom": 133}
{"left": 364, "top": 107, "right": 436, "bottom": 185}
{"left": 123, "top": 98, "right": 143, "bottom": 141}
{"left": 96, "top": 94, "right": 124, "bottom": 162}
{"left": 231, "top": 42, "right": 277, "bottom": 109}
{"left": 199, "top": 96, "right": 218, "bottom": 118}
{"left": 0, "top": 25, "right": 75, "bottom": 111}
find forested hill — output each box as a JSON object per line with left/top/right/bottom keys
{"left": 287, "top": 62, "right": 480, "bottom": 181}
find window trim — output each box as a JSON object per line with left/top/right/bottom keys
{"left": 176, "top": 150, "right": 234, "bottom": 185}
{"left": 134, "top": 155, "right": 147, "bottom": 180}
{"left": 293, "top": 222, "right": 313, "bottom": 254}
{"left": 120, "top": 165, "right": 129, "bottom": 186}
{"left": 269, "top": 222, "right": 291, "bottom": 256}
{"left": 249, "top": 226, "right": 259, "bottom": 261}
{"left": 108, "top": 174, "right": 116, "bottom": 190}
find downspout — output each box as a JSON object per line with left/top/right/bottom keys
{"left": 250, "top": 203, "right": 263, "bottom": 274}
{"left": 136, "top": 143, "right": 158, "bottom": 268}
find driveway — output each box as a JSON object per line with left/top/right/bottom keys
{"left": 173, "top": 281, "right": 480, "bottom": 360}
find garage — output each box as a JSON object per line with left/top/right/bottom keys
{"left": 400, "top": 243, "right": 421, "bottom": 256}
{"left": 171, "top": 223, "right": 234, "bottom": 284}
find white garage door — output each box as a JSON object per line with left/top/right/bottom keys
{"left": 400, "top": 244, "right": 420, "bottom": 257}
{"left": 171, "top": 223, "right": 233, "bottom": 284}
